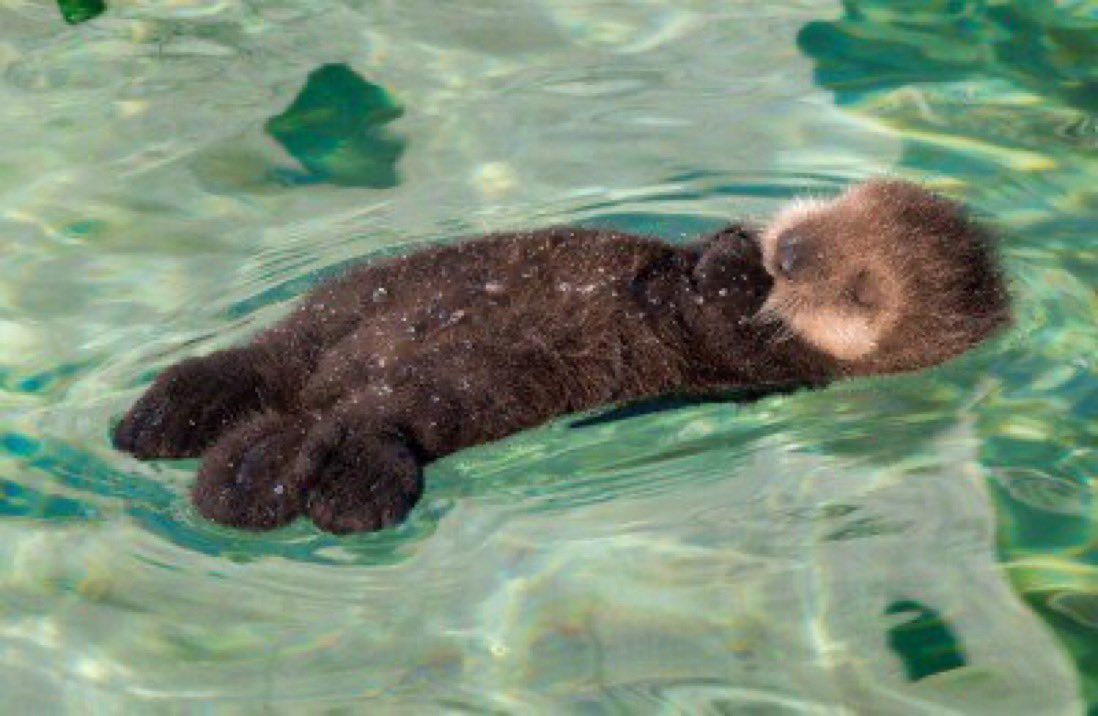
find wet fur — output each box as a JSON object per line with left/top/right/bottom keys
{"left": 113, "top": 180, "right": 1010, "bottom": 533}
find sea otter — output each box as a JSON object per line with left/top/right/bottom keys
{"left": 113, "top": 179, "right": 1011, "bottom": 534}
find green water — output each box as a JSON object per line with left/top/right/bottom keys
{"left": 0, "top": 0, "right": 1094, "bottom": 712}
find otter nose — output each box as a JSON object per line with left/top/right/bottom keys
{"left": 776, "top": 233, "right": 807, "bottom": 278}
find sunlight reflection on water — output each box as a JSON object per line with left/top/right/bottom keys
{"left": 0, "top": 0, "right": 1093, "bottom": 712}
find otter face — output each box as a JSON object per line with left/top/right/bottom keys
{"left": 758, "top": 179, "right": 1011, "bottom": 374}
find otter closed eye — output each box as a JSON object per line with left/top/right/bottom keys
{"left": 848, "top": 270, "right": 881, "bottom": 310}
{"left": 113, "top": 178, "right": 1011, "bottom": 534}
{"left": 776, "top": 233, "right": 806, "bottom": 278}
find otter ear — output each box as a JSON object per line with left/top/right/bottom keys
{"left": 691, "top": 225, "right": 769, "bottom": 293}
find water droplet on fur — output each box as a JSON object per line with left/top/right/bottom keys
{"left": 372, "top": 287, "right": 389, "bottom": 302}
{"left": 718, "top": 288, "right": 728, "bottom": 297}
{"left": 484, "top": 281, "right": 505, "bottom": 294}
{"left": 443, "top": 309, "right": 466, "bottom": 327}
{"left": 557, "top": 281, "right": 571, "bottom": 292}
{"left": 273, "top": 484, "right": 285, "bottom": 495}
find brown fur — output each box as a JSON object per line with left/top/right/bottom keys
{"left": 113, "top": 180, "right": 1010, "bottom": 533}
{"left": 760, "top": 180, "right": 1010, "bottom": 373}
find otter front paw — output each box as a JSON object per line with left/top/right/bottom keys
{"left": 294, "top": 420, "right": 424, "bottom": 534}
{"left": 192, "top": 412, "right": 312, "bottom": 530}
{"left": 113, "top": 348, "right": 275, "bottom": 459}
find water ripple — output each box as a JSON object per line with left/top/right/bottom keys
{"left": 0, "top": 0, "right": 1094, "bottom": 711}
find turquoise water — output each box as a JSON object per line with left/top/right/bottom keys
{"left": 1, "top": 0, "right": 1095, "bottom": 712}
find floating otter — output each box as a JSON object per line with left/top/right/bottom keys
{"left": 113, "top": 179, "right": 1011, "bottom": 533}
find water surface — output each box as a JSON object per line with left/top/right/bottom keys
{"left": 0, "top": 0, "right": 1094, "bottom": 712}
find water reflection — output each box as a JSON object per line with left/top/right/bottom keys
{"left": 265, "top": 63, "right": 406, "bottom": 188}
{"left": 798, "top": 0, "right": 1098, "bottom": 708}
{"left": 798, "top": 0, "right": 1098, "bottom": 112}
{"left": 0, "top": 0, "right": 1093, "bottom": 711}
{"left": 885, "top": 599, "right": 966, "bottom": 682}
{"left": 57, "top": 0, "right": 105, "bottom": 25}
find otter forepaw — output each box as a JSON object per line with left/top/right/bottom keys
{"left": 294, "top": 419, "right": 424, "bottom": 534}
{"left": 113, "top": 348, "right": 276, "bottom": 459}
{"left": 192, "top": 412, "right": 312, "bottom": 530}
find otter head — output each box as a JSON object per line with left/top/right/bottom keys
{"left": 759, "top": 179, "right": 1011, "bottom": 375}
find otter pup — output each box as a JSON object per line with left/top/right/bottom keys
{"left": 113, "top": 179, "right": 1010, "bottom": 534}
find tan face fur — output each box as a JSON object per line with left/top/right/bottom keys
{"left": 757, "top": 180, "right": 1010, "bottom": 374}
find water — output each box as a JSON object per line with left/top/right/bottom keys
{"left": 0, "top": 0, "right": 1094, "bottom": 712}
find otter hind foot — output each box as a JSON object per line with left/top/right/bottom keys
{"left": 113, "top": 347, "right": 285, "bottom": 459}
{"left": 192, "top": 412, "right": 313, "bottom": 531}
{"left": 295, "top": 418, "right": 424, "bottom": 534}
